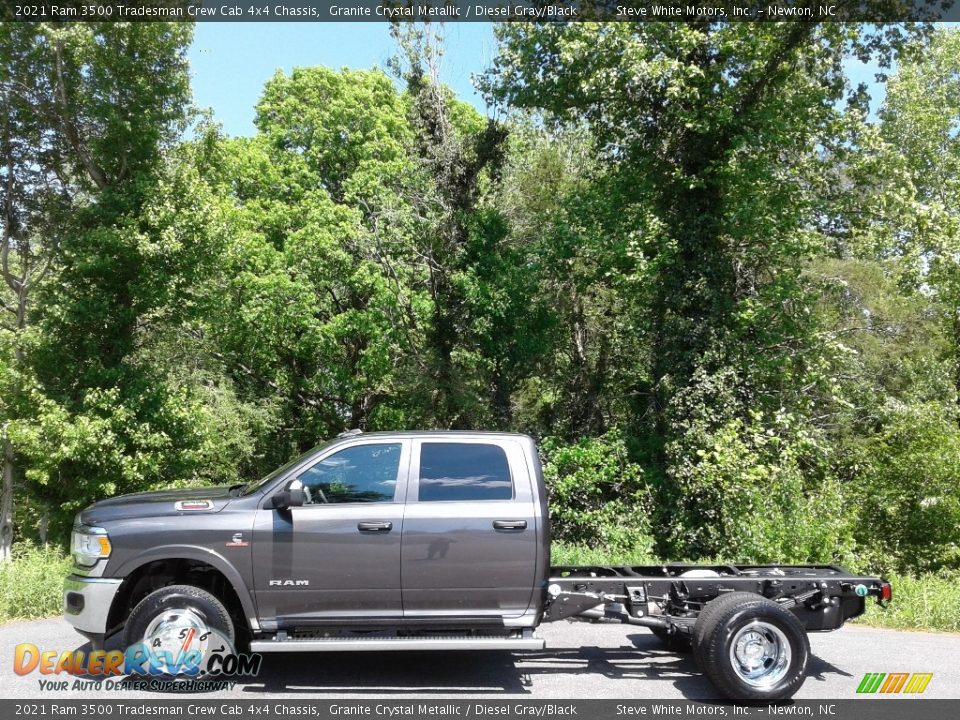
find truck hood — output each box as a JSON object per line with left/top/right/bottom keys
{"left": 80, "top": 485, "right": 235, "bottom": 525}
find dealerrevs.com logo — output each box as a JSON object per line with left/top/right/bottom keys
{"left": 856, "top": 672, "right": 934, "bottom": 694}
{"left": 13, "top": 625, "right": 262, "bottom": 692}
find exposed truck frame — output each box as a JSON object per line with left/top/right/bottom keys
{"left": 540, "top": 563, "right": 890, "bottom": 699}
{"left": 545, "top": 562, "right": 888, "bottom": 633}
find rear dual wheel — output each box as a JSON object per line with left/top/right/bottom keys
{"left": 692, "top": 592, "right": 809, "bottom": 701}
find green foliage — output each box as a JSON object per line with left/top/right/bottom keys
{"left": 19, "top": 150, "right": 231, "bottom": 539}
{"left": 663, "top": 398, "right": 854, "bottom": 564}
{"left": 0, "top": 23, "right": 217, "bottom": 542}
{"left": 0, "top": 544, "right": 72, "bottom": 622}
{"left": 195, "top": 66, "right": 432, "bottom": 469}
{"left": 478, "top": 22, "right": 960, "bottom": 586}
{"left": 541, "top": 430, "right": 654, "bottom": 555}
{"left": 844, "top": 404, "right": 960, "bottom": 575}
{"left": 551, "top": 541, "right": 656, "bottom": 568}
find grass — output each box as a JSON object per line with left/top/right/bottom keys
{"left": 0, "top": 542, "right": 956, "bottom": 633}
{"left": 551, "top": 542, "right": 657, "bottom": 567}
{"left": 0, "top": 544, "right": 73, "bottom": 623}
{"left": 852, "top": 572, "right": 960, "bottom": 633}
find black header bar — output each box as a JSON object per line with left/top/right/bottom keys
{"left": 1, "top": 699, "right": 960, "bottom": 719}
{"left": 2, "top": 0, "right": 958, "bottom": 23}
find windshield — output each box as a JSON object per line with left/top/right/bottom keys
{"left": 240, "top": 441, "right": 333, "bottom": 496}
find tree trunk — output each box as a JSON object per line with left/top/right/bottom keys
{"left": 429, "top": 272, "right": 460, "bottom": 428}
{"left": 491, "top": 360, "right": 512, "bottom": 429}
{"left": 38, "top": 510, "right": 48, "bottom": 546}
{"left": 567, "top": 293, "right": 606, "bottom": 437}
{"left": 0, "top": 433, "right": 15, "bottom": 562}
{"left": 954, "top": 309, "right": 960, "bottom": 429}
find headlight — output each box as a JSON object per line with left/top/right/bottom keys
{"left": 71, "top": 525, "right": 112, "bottom": 567}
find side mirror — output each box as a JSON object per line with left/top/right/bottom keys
{"left": 288, "top": 485, "right": 304, "bottom": 507}
{"left": 271, "top": 484, "right": 304, "bottom": 511}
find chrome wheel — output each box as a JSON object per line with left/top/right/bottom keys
{"left": 728, "top": 620, "right": 792, "bottom": 688}
{"left": 142, "top": 606, "right": 211, "bottom": 673}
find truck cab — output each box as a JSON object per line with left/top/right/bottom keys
{"left": 65, "top": 431, "right": 550, "bottom": 652}
{"left": 249, "top": 432, "right": 548, "bottom": 629}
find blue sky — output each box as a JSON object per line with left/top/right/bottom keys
{"left": 188, "top": 23, "right": 496, "bottom": 136}
{"left": 188, "top": 23, "right": 887, "bottom": 137}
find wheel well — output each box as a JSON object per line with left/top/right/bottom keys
{"left": 106, "top": 559, "right": 248, "bottom": 641}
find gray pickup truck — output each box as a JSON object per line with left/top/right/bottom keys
{"left": 65, "top": 430, "right": 890, "bottom": 700}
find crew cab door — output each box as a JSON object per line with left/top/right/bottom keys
{"left": 252, "top": 440, "right": 410, "bottom": 623}
{"left": 400, "top": 438, "right": 538, "bottom": 619}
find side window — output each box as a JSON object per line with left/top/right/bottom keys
{"left": 418, "top": 443, "right": 513, "bottom": 502}
{"left": 297, "top": 444, "right": 401, "bottom": 504}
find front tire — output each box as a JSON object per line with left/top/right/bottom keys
{"left": 692, "top": 591, "right": 809, "bottom": 700}
{"left": 121, "top": 584, "right": 235, "bottom": 678}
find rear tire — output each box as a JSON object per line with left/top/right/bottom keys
{"left": 692, "top": 591, "right": 809, "bottom": 700}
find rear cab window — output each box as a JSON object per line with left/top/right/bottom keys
{"left": 417, "top": 442, "right": 513, "bottom": 502}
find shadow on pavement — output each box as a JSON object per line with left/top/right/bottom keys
{"left": 66, "top": 630, "right": 854, "bottom": 700}
{"left": 806, "top": 654, "right": 855, "bottom": 684}
{"left": 232, "top": 634, "right": 691, "bottom": 698}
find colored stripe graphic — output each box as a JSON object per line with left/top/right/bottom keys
{"left": 857, "top": 673, "right": 885, "bottom": 693}
{"left": 904, "top": 673, "right": 933, "bottom": 694}
{"left": 857, "top": 672, "right": 933, "bottom": 694}
{"left": 880, "top": 673, "right": 909, "bottom": 693}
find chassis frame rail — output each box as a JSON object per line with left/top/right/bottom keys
{"left": 543, "top": 563, "right": 891, "bottom": 634}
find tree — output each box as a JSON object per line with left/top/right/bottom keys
{"left": 0, "top": 22, "right": 203, "bottom": 544}
{"left": 476, "top": 123, "right": 649, "bottom": 438}
{"left": 192, "top": 67, "right": 434, "bottom": 469}
{"left": 481, "top": 22, "right": 923, "bottom": 557}
{"left": 842, "top": 29, "right": 960, "bottom": 415}
{"left": 814, "top": 29, "right": 960, "bottom": 572}
{"left": 0, "top": 24, "right": 63, "bottom": 557}
{"left": 390, "top": 25, "right": 519, "bottom": 429}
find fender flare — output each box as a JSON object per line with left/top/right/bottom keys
{"left": 112, "top": 544, "right": 258, "bottom": 627}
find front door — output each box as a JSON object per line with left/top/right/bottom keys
{"left": 253, "top": 440, "right": 410, "bottom": 624}
{"left": 400, "top": 438, "right": 539, "bottom": 619}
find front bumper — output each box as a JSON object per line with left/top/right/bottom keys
{"left": 63, "top": 574, "right": 122, "bottom": 636}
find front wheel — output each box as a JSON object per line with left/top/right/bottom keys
{"left": 121, "top": 584, "right": 236, "bottom": 679}
{"left": 692, "top": 591, "right": 809, "bottom": 700}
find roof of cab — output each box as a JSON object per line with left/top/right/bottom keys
{"left": 333, "top": 430, "right": 535, "bottom": 443}
{"left": 336, "top": 429, "right": 534, "bottom": 440}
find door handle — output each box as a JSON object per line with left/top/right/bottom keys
{"left": 357, "top": 521, "right": 393, "bottom": 532}
{"left": 493, "top": 520, "right": 527, "bottom": 531}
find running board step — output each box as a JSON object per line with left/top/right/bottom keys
{"left": 250, "top": 635, "right": 545, "bottom": 653}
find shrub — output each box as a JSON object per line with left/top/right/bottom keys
{"left": 664, "top": 412, "right": 855, "bottom": 565}
{"left": 540, "top": 429, "right": 655, "bottom": 556}
{"left": 0, "top": 543, "right": 72, "bottom": 622}
{"left": 845, "top": 403, "right": 960, "bottom": 575}
{"left": 551, "top": 541, "right": 656, "bottom": 566}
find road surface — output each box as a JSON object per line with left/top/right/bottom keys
{"left": 1, "top": 618, "right": 956, "bottom": 699}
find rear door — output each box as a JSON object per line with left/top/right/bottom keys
{"left": 253, "top": 440, "right": 409, "bottom": 623}
{"left": 400, "top": 438, "right": 538, "bottom": 619}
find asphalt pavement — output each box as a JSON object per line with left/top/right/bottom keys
{"left": 1, "top": 617, "right": 957, "bottom": 700}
